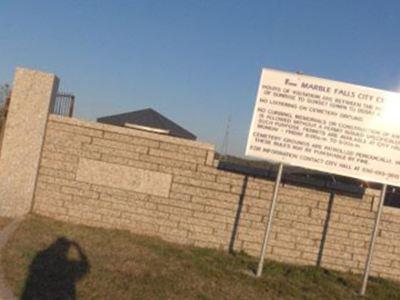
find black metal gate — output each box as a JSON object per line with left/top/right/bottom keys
{"left": 51, "top": 93, "right": 75, "bottom": 117}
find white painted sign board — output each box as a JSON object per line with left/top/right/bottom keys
{"left": 246, "top": 68, "right": 400, "bottom": 186}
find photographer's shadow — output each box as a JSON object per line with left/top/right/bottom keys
{"left": 21, "top": 237, "right": 90, "bottom": 300}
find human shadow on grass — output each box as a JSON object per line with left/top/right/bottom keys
{"left": 21, "top": 237, "right": 90, "bottom": 300}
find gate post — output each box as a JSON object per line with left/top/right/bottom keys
{"left": 0, "top": 68, "right": 59, "bottom": 217}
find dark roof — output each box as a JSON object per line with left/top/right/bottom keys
{"left": 97, "top": 108, "right": 197, "bottom": 140}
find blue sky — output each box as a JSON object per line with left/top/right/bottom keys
{"left": 1, "top": 1, "right": 400, "bottom": 155}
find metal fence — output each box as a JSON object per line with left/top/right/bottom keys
{"left": 51, "top": 93, "right": 75, "bottom": 117}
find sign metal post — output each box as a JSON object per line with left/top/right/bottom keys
{"left": 256, "top": 162, "right": 284, "bottom": 277}
{"left": 360, "top": 184, "right": 387, "bottom": 296}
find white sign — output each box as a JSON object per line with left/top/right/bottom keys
{"left": 246, "top": 68, "right": 400, "bottom": 186}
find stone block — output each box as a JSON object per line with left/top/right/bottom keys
{"left": 248, "top": 205, "right": 271, "bottom": 216}
{"left": 45, "top": 129, "right": 91, "bottom": 148}
{"left": 34, "top": 203, "right": 68, "bottom": 216}
{"left": 40, "top": 158, "right": 78, "bottom": 172}
{"left": 276, "top": 203, "right": 311, "bottom": 216}
{"left": 34, "top": 189, "right": 72, "bottom": 202}
{"left": 76, "top": 158, "right": 172, "bottom": 197}
{"left": 217, "top": 176, "right": 246, "bottom": 187}
{"left": 171, "top": 183, "right": 236, "bottom": 202}
{"left": 173, "top": 176, "right": 231, "bottom": 192}
{"left": 271, "top": 247, "right": 301, "bottom": 258}
{"left": 277, "top": 211, "right": 323, "bottom": 226}
{"left": 205, "top": 151, "right": 215, "bottom": 166}
{"left": 278, "top": 195, "right": 319, "bottom": 209}
{"left": 326, "top": 227, "right": 350, "bottom": 238}
{"left": 159, "top": 165, "right": 216, "bottom": 181}
{"left": 51, "top": 177, "right": 91, "bottom": 190}
{"left": 38, "top": 167, "right": 75, "bottom": 180}
{"left": 43, "top": 142, "right": 81, "bottom": 156}
{"left": 100, "top": 154, "right": 129, "bottom": 166}
{"left": 230, "top": 185, "right": 260, "bottom": 197}
{"left": 61, "top": 186, "right": 99, "bottom": 199}
{"left": 245, "top": 197, "right": 270, "bottom": 209}
{"left": 169, "top": 191, "right": 192, "bottom": 201}
{"left": 191, "top": 196, "right": 238, "bottom": 211}
{"left": 149, "top": 148, "right": 205, "bottom": 164}
{"left": 41, "top": 150, "right": 79, "bottom": 163}
{"left": 48, "top": 120, "right": 104, "bottom": 137}
{"left": 140, "top": 153, "right": 197, "bottom": 170}
{"left": 333, "top": 204, "right": 374, "bottom": 219}
{"left": 81, "top": 150, "right": 102, "bottom": 160}
{"left": 179, "top": 222, "right": 213, "bottom": 234}
{"left": 157, "top": 203, "right": 193, "bottom": 216}
{"left": 92, "top": 137, "right": 148, "bottom": 154}
{"left": 102, "top": 131, "right": 160, "bottom": 148}
{"left": 83, "top": 144, "right": 140, "bottom": 160}
{"left": 247, "top": 179, "right": 274, "bottom": 192}
{"left": 151, "top": 196, "right": 203, "bottom": 211}
{"left": 160, "top": 142, "right": 208, "bottom": 157}
{"left": 93, "top": 185, "right": 130, "bottom": 199}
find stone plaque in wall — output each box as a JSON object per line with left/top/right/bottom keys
{"left": 76, "top": 158, "right": 172, "bottom": 197}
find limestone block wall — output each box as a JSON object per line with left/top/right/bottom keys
{"left": 33, "top": 114, "right": 400, "bottom": 282}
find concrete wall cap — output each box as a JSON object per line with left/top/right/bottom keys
{"left": 49, "top": 115, "right": 215, "bottom": 151}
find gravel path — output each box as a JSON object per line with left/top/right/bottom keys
{"left": 0, "top": 218, "right": 22, "bottom": 300}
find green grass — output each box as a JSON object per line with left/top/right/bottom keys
{"left": 2, "top": 214, "right": 400, "bottom": 299}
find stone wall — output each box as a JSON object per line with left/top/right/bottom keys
{"left": 33, "top": 114, "right": 400, "bottom": 281}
